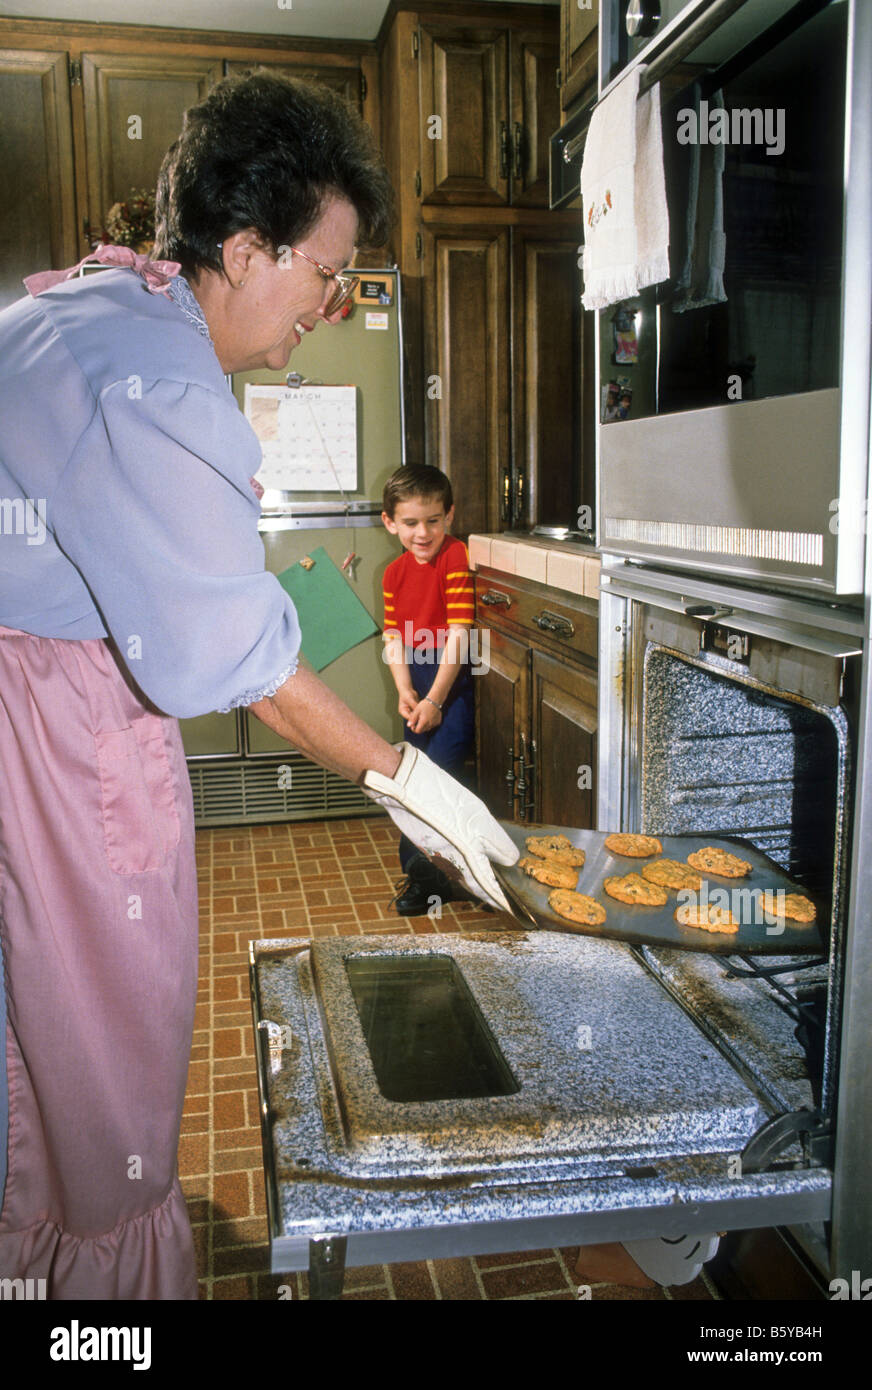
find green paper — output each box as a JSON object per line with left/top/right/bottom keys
{"left": 276, "top": 546, "right": 379, "bottom": 672}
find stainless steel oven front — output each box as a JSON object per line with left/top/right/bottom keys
{"left": 593, "top": 0, "right": 872, "bottom": 596}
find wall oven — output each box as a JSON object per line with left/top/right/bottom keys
{"left": 594, "top": 0, "right": 872, "bottom": 1286}
{"left": 595, "top": 0, "right": 870, "bottom": 595}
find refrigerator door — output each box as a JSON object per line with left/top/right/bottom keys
{"left": 248, "top": 520, "right": 403, "bottom": 748}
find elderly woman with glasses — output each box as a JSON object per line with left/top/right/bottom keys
{"left": 0, "top": 72, "right": 515, "bottom": 1301}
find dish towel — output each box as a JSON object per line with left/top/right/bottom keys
{"left": 673, "top": 84, "right": 728, "bottom": 312}
{"left": 580, "top": 65, "right": 669, "bottom": 310}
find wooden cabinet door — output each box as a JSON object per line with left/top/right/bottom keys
{"left": 509, "top": 32, "right": 560, "bottom": 208}
{"left": 474, "top": 624, "right": 530, "bottom": 821}
{"left": 511, "top": 229, "right": 583, "bottom": 529}
{"left": 81, "top": 52, "right": 222, "bottom": 246}
{"left": 0, "top": 48, "right": 78, "bottom": 310}
{"left": 531, "top": 648, "right": 597, "bottom": 829}
{"left": 561, "top": 0, "right": 598, "bottom": 110}
{"left": 224, "top": 58, "right": 362, "bottom": 113}
{"left": 421, "top": 224, "right": 509, "bottom": 538}
{"left": 417, "top": 25, "right": 509, "bottom": 206}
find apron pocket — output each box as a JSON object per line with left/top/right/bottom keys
{"left": 94, "top": 720, "right": 180, "bottom": 875}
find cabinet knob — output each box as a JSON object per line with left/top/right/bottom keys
{"left": 533, "top": 610, "right": 575, "bottom": 638}
{"left": 481, "top": 590, "right": 511, "bottom": 607}
{"left": 513, "top": 122, "right": 524, "bottom": 182}
{"left": 499, "top": 122, "right": 510, "bottom": 181}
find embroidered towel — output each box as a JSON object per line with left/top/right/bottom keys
{"left": 580, "top": 65, "right": 670, "bottom": 310}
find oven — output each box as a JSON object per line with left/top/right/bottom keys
{"left": 589, "top": 0, "right": 872, "bottom": 1286}
{"left": 595, "top": 559, "right": 871, "bottom": 1282}
{"left": 594, "top": 0, "right": 871, "bottom": 596}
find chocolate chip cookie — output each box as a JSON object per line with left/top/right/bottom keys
{"left": 675, "top": 902, "right": 740, "bottom": 933}
{"left": 547, "top": 889, "right": 607, "bottom": 926}
{"left": 686, "top": 847, "right": 752, "bottom": 878}
{"left": 518, "top": 856, "right": 578, "bottom": 890}
{"left": 604, "top": 833, "right": 663, "bottom": 859}
{"left": 641, "top": 859, "right": 703, "bottom": 892}
{"left": 603, "top": 873, "right": 669, "bottom": 906}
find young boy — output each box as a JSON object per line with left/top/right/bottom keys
{"left": 381, "top": 465, "right": 476, "bottom": 915}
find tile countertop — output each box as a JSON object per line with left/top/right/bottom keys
{"left": 467, "top": 534, "right": 601, "bottom": 600}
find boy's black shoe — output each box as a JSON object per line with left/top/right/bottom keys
{"left": 392, "top": 852, "right": 466, "bottom": 917}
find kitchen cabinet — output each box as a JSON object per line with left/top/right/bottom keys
{"left": 474, "top": 623, "right": 529, "bottom": 816}
{"left": 0, "top": 16, "right": 375, "bottom": 305}
{"left": 81, "top": 52, "right": 223, "bottom": 248}
{"left": 224, "top": 57, "right": 364, "bottom": 112}
{"left": 531, "top": 646, "right": 597, "bottom": 830}
{"left": 420, "top": 222, "right": 510, "bottom": 538}
{"left": 421, "top": 220, "right": 583, "bottom": 536}
{"left": 560, "top": 0, "right": 598, "bottom": 111}
{"left": 379, "top": 4, "right": 585, "bottom": 539}
{"left": 417, "top": 21, "right": 559, "bottom": 208}
{"left": 0, "top": 47, "right": 78, "bottom": 309}
{"left": 474, "top": 567, "right": 598, "bottom": 827}
{"left": 511, "top": 227, "right": 586, "bottom": 529}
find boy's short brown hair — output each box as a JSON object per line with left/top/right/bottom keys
{"left": 382, "top": 465, "right": 453, "bottom": 519}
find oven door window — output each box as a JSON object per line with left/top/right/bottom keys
{"left": 602, "top": 0, "right": 847, "bottom": 422}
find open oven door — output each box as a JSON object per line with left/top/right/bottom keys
{"left": 250, "top": 930, "right": 832, "bottom": 1293}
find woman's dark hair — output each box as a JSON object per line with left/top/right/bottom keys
{"left": 154, "top": 71, "right": 393, "bottom": 276}
{"left": 383, "top": 466, "right": 453, "bottom": 518}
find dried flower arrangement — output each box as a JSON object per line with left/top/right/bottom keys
{"left": 101, "top": 190, "right": 156, "bottom": 253}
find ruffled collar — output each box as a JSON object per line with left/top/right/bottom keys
{"left": 24, "top": 243, "right": 181, "bottom": 297}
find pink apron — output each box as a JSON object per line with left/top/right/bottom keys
{"left": 0, "top": 626, "right": 198, "bottom": 1299}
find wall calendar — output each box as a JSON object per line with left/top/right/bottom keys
{"left": 244, "top": 383, "right": 358, "bottom": 492}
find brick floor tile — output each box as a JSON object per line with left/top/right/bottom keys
{"left": 388, "top": 1261, "right": 439, "bottom": 1300}
{"left": 479, "top": 1259, "right": 574, "bottom": 1300}
{"left": 212, "top": 1276, "right": 254, "bottom": 1300}
{"left": 213, "top": 1091, "right": 246, "bottom": 1130}
{"left": 212, "top": 1171, "right": 251, "bottom": 1219}
{"left": 431, "top": 1258, "right": 484, "bottom": 1300}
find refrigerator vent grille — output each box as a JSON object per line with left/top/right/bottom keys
{"left": 187, "top": 754, "right": 378, "bottom": 827}
{"left": 604, "top": 518, "right": 824, "bottom": 566}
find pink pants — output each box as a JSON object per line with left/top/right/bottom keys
{"left": 0, "top": 627, "right": 198, "bottom": 1299}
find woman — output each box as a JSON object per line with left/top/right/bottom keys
{"left": 0, "top": 72, "right": 516, "bottom": 1300}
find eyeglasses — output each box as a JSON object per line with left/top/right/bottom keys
{"left": 283, "top": 246, "right": 359, "bottom": 317}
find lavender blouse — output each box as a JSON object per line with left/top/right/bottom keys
{"left": 0, "top": 267, "right": 299, "bottom": 717}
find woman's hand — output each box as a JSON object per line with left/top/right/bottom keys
{"left": 361, "top": 745, "right": 517, "bottom": 912}
{"left": 406, "top": 697, "right": 442, "bottom": 734}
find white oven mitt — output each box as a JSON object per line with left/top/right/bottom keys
{"left": 362, "top": 744, "right": 519, "bottom": 912}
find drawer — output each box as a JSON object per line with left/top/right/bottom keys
{"left": 475, "top": 571, "right": 597, "bottom": 662}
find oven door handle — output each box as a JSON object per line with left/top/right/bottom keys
{"left": 683, "top": 602, "right": 734, "bottom": 621}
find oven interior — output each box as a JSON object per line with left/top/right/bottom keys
{"left": 629, "top": 605, "right": 856, "bottom": 1131}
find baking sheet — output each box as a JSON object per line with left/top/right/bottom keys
{"left": 494, "top": 823, "right": 825, "bottom": 955}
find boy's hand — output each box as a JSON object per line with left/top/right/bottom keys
{"left": 398, "top": 690, "right": 418, "bottom": 721}
{"left": 407, "top": 698, "right": 442, "bottom": 734}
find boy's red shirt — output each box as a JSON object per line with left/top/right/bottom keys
{"left": 382, "top": 536, "right": 474, "bottom": 649}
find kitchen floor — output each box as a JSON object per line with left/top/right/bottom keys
{"left": 184, "top": 815, "right": 720, "bottom": 1302}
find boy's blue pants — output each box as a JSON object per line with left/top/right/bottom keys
{"left": 398, "top": 650, "right": 475, "bottom": 872}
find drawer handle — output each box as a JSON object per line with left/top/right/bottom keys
{"left": 533, "top": 610, "right": 574, "bottom": 637}
{"left": 481, "top": 590, "right": 512, "bottom": 607}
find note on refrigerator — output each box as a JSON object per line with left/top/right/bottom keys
{"left": 244, "top": 383, "right": 358, "bottom": 492}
